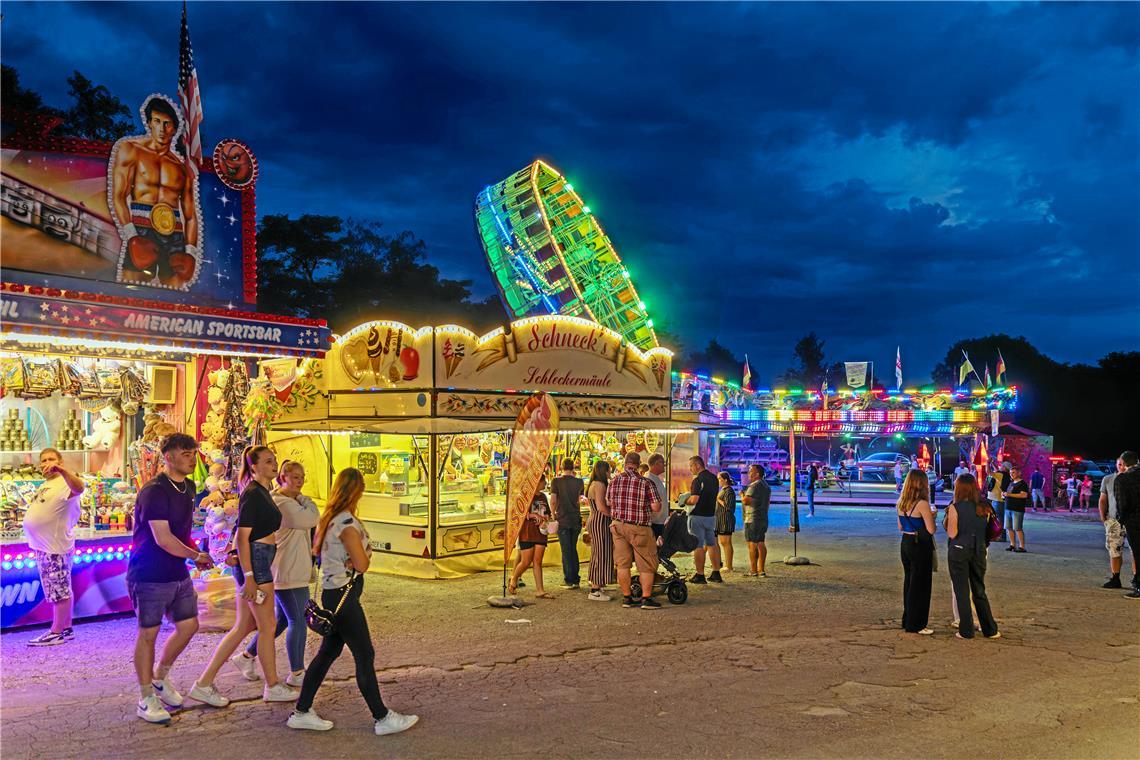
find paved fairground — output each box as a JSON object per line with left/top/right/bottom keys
{"left": 2, "top": 504, "right": 1138, "bottom": 760}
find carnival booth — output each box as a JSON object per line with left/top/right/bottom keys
{"left": 0, "top": 105, "right": 329, "bottom": 628}
{"left": 262, "top": 315, "right": 703, "bottom": 578}
{"left": 672, "top": 372, "right": 1020, "bottom": 506}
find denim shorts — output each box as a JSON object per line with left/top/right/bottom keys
{"left": 1004, "top": 510, "right": 1025, "bottom": 530}
{"left": 688, "top": 515, "right": 717, "bottom": 548}
{"left": 128, "top": 577, "right": 198, "bottom": 628}
{"left": 236, "top": 541, "right": 277, "bottom": 587}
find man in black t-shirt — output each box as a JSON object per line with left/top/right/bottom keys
{"left": 550, "top": 458, "right": 585, "bottom": 589}
{"left": 684, "top": 455, "right": 723, "bottom": 584}
{"left": 128, "top": 433, "right": 214, "bottom": 724}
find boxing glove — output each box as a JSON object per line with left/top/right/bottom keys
{"left": 127, "top": 236, "right": 159, "bottom": 272}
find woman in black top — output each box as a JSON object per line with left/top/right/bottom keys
{"left": 191, "top": 446, "right": 298, "bottom": 707}
{"left": 944, "top": 474, "right": 1000, "bottom": 640}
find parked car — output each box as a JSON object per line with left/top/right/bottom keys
{"left": 858, "top": 452, "right": 910, "bottom": 471}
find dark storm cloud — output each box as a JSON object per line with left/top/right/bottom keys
{"left": 3, "top": 1, "right": 1137, "bottom": 377}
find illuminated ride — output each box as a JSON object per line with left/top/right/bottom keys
{"left": 474, "top": 160, "right": 658, "bottom": 350}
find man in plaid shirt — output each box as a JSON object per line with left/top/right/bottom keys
{"left": 607, "top": 452, "right": 664, "bottom": 609}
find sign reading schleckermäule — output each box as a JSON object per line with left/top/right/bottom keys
{"left": 435, "top": 316, "right": 672, "bottom": 399}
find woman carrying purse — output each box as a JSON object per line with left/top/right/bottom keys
{"left": 944, "top": 474, "right": 1001, "bottom": 640}
{"left": 287, "top": 468, "right": 419, "bottom": 735}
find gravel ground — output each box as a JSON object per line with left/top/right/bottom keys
{"left": 2, "top": 504, "right": 1137, "bottom": 759}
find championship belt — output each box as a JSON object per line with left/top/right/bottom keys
{"left": 149, "top": 203, "right": 178, "bottom": 235}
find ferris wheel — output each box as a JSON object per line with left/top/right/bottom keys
{"left": 474, "top": 160, "right": 659, "bottom": 350}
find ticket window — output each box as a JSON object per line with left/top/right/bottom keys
{"left": 436, "top": 432, "right": 509, "bottom": 525}
{"left": 330, "top": 433, "right": 429, "bottom": 527}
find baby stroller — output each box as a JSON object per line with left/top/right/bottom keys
{"left": 630, "top": 509, "right": 699, "bottom": 604}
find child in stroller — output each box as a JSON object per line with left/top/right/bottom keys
{"left": 630, "top": 507, "right": 699, "bottom": 604}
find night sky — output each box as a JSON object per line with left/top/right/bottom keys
{"left": 4, "top": 2, "right": 1138, "bottom": 381}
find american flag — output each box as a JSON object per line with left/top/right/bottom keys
{"left": 178, "top": 1, "right": 203, "bottom": 175}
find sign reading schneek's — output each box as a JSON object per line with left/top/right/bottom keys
{"left": 436, "top": 315, "right": 673, "bottom": 398}
{"left": 0, "top": 291, "right": 326, "bottom": 355}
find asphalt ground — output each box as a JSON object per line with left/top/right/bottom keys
{"left": 2, "top": 504, "right": 1137, "bottom": 759}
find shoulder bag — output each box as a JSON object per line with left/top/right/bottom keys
{"left": 305, "top": 571, "right": 357, "bottom": 637}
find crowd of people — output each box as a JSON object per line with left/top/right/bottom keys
{"left": 119, "top": 434, "right": 419, "bottom": 734}
{"left": 896, "top": 450, "right": 1140, "bottom": 640}
{"left": 18, "top": 429, "right": 1138, "bottom": 731}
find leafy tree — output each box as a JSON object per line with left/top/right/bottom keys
{"left": 686, "top": 339, "right": 744, "bottom": 382}
{"left": 2, "top": 65, "right": 60, "bottom": 117}
{"left": 780, "top": 332, "right": 843, "bottom": 389}
{"left": 931, "top": 335, "right": 1138, "bottom": 458}
{"left": 257, "top": 214, "right": 344, "bottom": 318}
{"left": 60, "top": 71, "right": 134, "bottom": 141}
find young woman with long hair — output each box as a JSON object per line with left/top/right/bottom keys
{"left": 897, "top": 469, "right": 936, "bottom": 635}
{"left": 191, "top": 446, "right": 297, "bottom": 707}
{"left": 585, "top": 460, "right": 616, "bottom": 601}
{"left": 287, "top": 468, "right": 419, "bottom": 736}
{"left": 234, "top": 460, "right": 320, "bottom": 686}
{"left": 507, "top": 473, "right": 553, "bottom": 598}
{"left": 944, "top": 474, "right": 1000, "bottom": 640}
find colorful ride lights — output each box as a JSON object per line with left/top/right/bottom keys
{"left": 1, "top": 544, "right": 132, "bottom": 571}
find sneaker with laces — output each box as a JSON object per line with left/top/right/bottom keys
{"left": 137, "top": 694, "right": 172, "bottom": 724}
{"left": 640, "top": 597, "right": 662, "bottom": 610}
{"left": 189, "top": 682, "right": 230, "bottom": 708}
{"left": 560, "top": 582, "right": 580, "bottom": 590}
{"left": 60, "top": 627, "right": 75, "bottom": 640}
{"left": 288, "top": 709, "right": 334, "bottom": 731}
{"left": 587, "top": 590, "right": 611, "bottom": 601}
{"left": 621, "top": 596, "right": 637, "bottom": 608}
{"left": 264, "top": 683, "right": 300, "bottom": 702}
{"left": 689, "top": 574, "right": 708, "bottom": 585}
{"left": 1125, "top": 588, "right": 1140, "bottom": 599}
{"left": 27, "top": 630, "right": 70, "bottom": 647}
{"left": 708, "top": 570, "right": 724, "bottom": 583}
{"left": 374, "top": 710, "right": 419, "bottom": 736}
{"left": 230, "top": 653, "right": 261, "bottom": 681}
{"left": 152, "top": 677, "right": 184, "bottom": 707}
{"left": 286, "top": 670, "right": 306, "bottom": 687}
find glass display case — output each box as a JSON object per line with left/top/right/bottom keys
{"left": 331, "top": 433, "right": 430, "bottom": 527}
{"left": 437, "top": 433, "right": 508, "bottom": 525}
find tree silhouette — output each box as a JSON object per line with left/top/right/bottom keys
{"left": 780, "top": 332, "right": 843, "bottom": 389}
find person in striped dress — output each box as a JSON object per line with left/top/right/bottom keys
{"left": 585, "top": 461, "right": 615, "bottom": 601}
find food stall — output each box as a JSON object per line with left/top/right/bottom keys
{"left": 0, "top": 104, "right": 329, "bottom": 628}
{"left": 262, "top": 314, "right": 698, "bottom": 578}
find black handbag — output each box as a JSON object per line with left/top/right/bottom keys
{"left": 305, "top": 572, "right": 357, "bottom": 637}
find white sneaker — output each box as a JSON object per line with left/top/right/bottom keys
{"left": 137, "top": 694, "right": 172, "bottom": 724}
{"left": 230, "top": 653, "right": 261, "bottom": 681}
{"left": 288, "top": 709, "right": 334, "bottom": 731}
{"left": 189, "top": 682, "right": 230, "bottom": 708}
{"left": 152, "top": 677, "right": 184, "bottom": 707}
{"left": 374, "top": 709, "right": 419, "bottom": 736}
{"left": 264, "top": 683, "right": 300, "bottom": 702}
{"left": 917, "top": 628, "right": 934, "bottom": 636}
{"left": 587, "top": 590, "right": 611, "bottom": 601}
{"left": 285, "top": 670, "right": 306, "bottom": 687}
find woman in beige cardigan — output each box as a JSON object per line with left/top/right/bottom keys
{"left": 232, "top": 460, "right": 320, "bottom": 686}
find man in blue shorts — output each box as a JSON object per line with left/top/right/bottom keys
{"left": 684, "top": 456, "right": 723, "bottom": 584}
{"left": 128, "top": 433, "right": 214, "bottom": 724}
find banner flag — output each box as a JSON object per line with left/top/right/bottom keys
{"left": 503, "top": 392, "right": 560, "bottom": 563}
{"left": 844, "top": 361, "right": 869, "bottom": 388}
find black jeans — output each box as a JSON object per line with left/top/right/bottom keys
{"left": 947, "top": 547, "right": 999, "bottom": 638}
{"left": 296, "top": 578, "right": 388, "bottom": 720}
{"left": 900, "top": 533, "right": 933, "bottom": 632}
{"left": 558, "top": 524, "right": 581, "bottom": 586}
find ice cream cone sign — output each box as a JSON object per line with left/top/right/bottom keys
{"left": 503, "top": 392, "right": 560, "bottom": 563}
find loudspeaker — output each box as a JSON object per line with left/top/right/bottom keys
{"left": 147, "top": 365, "right": 178, "bottom": 405}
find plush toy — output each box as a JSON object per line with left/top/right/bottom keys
{"left": 83, "top": 407, "right": 122, "bottom": 450}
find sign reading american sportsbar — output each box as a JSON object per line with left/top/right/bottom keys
{"left": 0, "top": 290, "right": 327, "bottom": 356}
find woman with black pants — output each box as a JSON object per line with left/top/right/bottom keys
{"left": 897, "top": 469, "right": 936, "bottom": 635}
{"left": 944, "top": 474, "right": 1001, "bottom": 640}
{"left": 287, "top": 468, "right": 420, "bottom": 735}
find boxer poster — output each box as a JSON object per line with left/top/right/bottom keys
{"left": 107, "top": 93, "right": 203, "bottom": 291}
